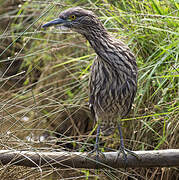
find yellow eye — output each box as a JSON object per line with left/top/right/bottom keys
{"left": 69, "top": 14, "right": 76, "bottom": 21}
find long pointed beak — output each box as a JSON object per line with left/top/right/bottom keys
{"left": 42, "top": 18, "right": 66, "bottom": 28}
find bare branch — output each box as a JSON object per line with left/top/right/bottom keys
{"left": 0, "top": 149, "right": 179, "bottom": 169}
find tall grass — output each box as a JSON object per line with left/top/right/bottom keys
{"left": 0, "top": 0, "right": 178, "bottom": 179}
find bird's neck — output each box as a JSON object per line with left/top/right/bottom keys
{"left": 83, "top": 28, "right": 112, "bottom": 59}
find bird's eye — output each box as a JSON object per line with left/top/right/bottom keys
{"left": 69, "top": 14, "right": 76, "bottom": 21}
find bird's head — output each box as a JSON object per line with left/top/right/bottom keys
{"left": 42, "top": 7, "right": 105, "bottom": 35}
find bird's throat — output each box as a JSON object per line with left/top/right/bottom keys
{"left": 85, "top": 30, "right": 108, "bottom": 49}
{"left": 84, "top": 31, "right": 113, "bottom": 64}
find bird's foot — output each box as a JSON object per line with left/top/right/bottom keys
{"left": 86, "top": 146, "right": 105, "bottom": 163}
{"left": 115, "top": 146, "right": 139, "bottom": 164}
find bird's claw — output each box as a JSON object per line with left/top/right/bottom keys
{"left": 86, "top": 148, "right": 105, "bottom": 162}
{"left": 115, "top": 146, "right": 139, "bottom": 164}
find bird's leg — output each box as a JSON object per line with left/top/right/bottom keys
{"left": 118, "top": 123, "right": 127, "bottom": 162}
{"left": 87, "top": 125, "right": 105, "bottom": 162}
{"left": 117, "top": 123, "right": 139, "bottom": 163}
{"left": 94, "top": 124, "right": 100, "bottom": 161}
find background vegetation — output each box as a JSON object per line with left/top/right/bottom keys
{"left": 0, "top": 0, "right": 178, "bottom": 179}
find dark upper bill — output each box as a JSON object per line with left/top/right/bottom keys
{"left": 42, "top": 18, "right": 66, "bottom": 28}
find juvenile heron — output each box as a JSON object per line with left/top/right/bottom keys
{"left": 42, "top": 7, "right": 138, "bottom": 161}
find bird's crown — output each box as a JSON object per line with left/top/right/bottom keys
{"left": 59, "top": 7, "right": 95, "bottom": 20}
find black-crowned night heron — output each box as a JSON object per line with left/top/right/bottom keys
{"left": 42, "top": 7, "right": 138, "bottom": 162}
